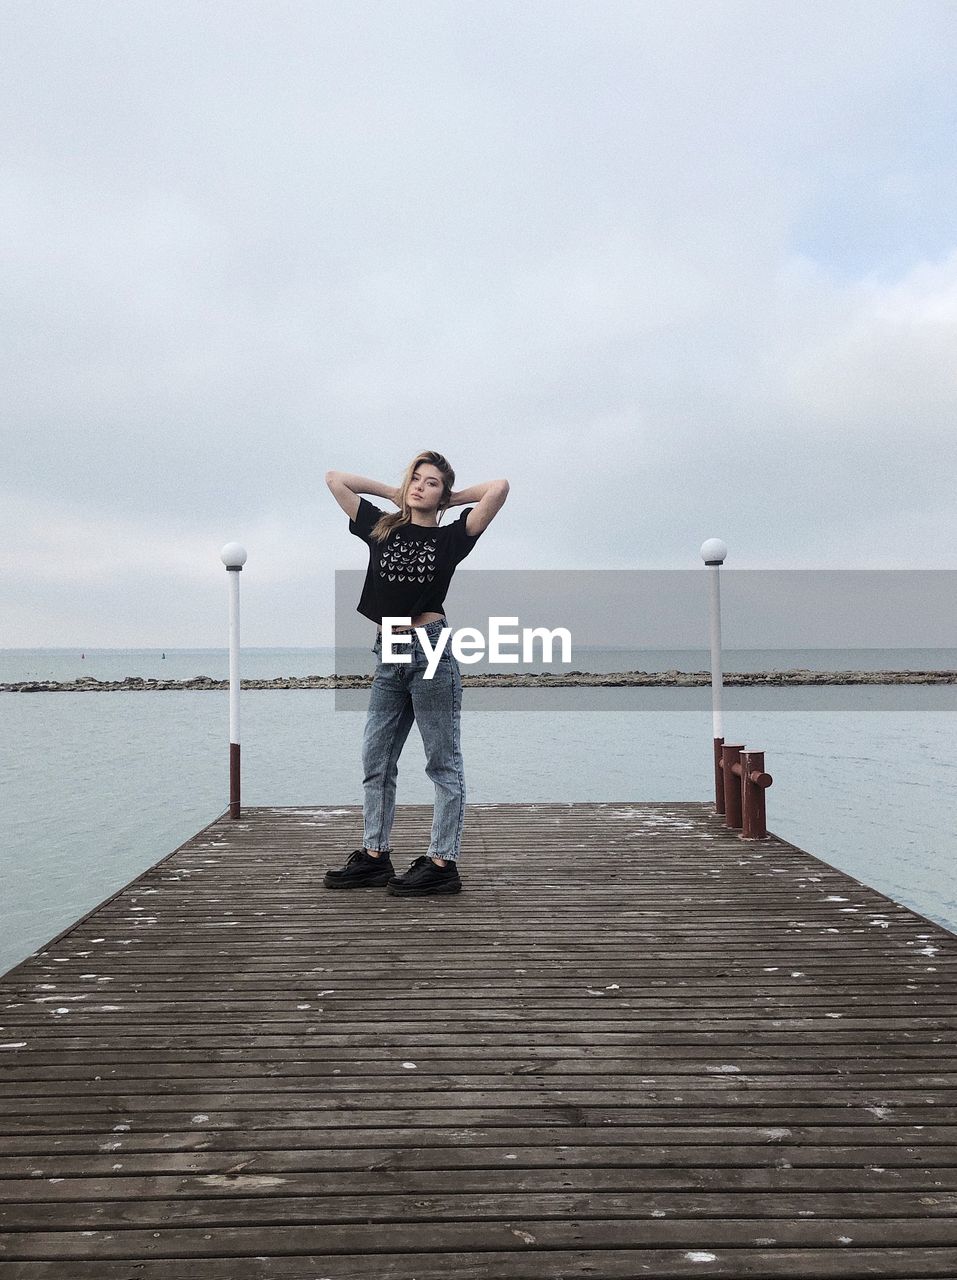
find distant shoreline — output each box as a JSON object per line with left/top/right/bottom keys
{"left": 3, "top": 670, "right": 956, "bottom": 692}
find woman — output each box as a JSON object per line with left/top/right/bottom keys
{"left": 324, "top": 451, "right": 509, "bottom": 897}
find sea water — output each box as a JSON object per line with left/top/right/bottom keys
{"left": 1, "top": 647, "right": 955, "bottom": 977}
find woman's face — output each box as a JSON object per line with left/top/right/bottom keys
{"left": 407, "top": 463, "right": 446, "bottom": 513}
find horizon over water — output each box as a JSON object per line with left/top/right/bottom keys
{"left": 1, "top": 645, "right": 955, "bottom": 978}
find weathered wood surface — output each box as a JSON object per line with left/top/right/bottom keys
{"left": 1, "top": 800, "right": 956, "bottom": 1278}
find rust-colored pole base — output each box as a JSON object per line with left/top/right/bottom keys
{"left": 713, "top": 737, "right": 725, "bottom": 812}
{"left": 229, "top": 741, "right": 241, "bottom": 819}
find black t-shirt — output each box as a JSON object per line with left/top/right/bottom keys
{"left": 349, "top": 497, "right": 483, "bottom": 625}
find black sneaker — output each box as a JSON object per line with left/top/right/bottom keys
{"left": 387, "top": 855, "right": 462, "bottom": 897}
{"left": 324, "top": 847, "right": 394, "bottom": 889}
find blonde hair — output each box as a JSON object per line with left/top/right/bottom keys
{"left": 369, "top": 451, "right": 456, "bottom": 543}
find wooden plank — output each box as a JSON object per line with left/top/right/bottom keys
{"left": 2, "top": 1215, "right": 957, "bottom": 1258}
{"left": 2, "top": 1248, "right": 957, "bottom": 1280}
{"left": 1, "top": 801, "right": 956, "bottom": 1277}
{"left": 5, "top": 1202, "right": 957, "bottom": 1251}
{"left": 4, "top": 1181, "right": 957, "bottom": 1228}
{"left": 1, "top": 1131, "right": 957, "bottom": 1162}
{"left": 2, "top": 1163, "right": 956, "bottom": 1202}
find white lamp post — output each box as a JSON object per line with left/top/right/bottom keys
{"left": 700, "top": 538, "right": 727, "bottom": 808}
{"left": 220, "top": 542, "right": 247, "bottom": 818}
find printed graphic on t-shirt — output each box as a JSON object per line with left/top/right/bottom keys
{"left": 379, "top": 533, "right": 437, "bottom": 584}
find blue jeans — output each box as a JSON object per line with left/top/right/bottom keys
{"left": 362, "top": 617, "right": 466, "bottom": 862}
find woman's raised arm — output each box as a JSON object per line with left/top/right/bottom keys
{"left": 325, "top": 471, "right": 400, "bottom": 520}
{"left": 448, "top": 478, "right": 509, "bottom": 536}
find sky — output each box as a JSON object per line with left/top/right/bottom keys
{"left": 2, "top": 0, "right": 957, "bottom": 646}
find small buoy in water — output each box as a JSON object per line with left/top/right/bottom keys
{"left": 81, "top": 653, "right": 85, "bottom": 659}
{"left": 162, "top": 652, "right": 166, "bottom": 659}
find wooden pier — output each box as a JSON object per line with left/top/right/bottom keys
{"left": 1, "top": 801, "right": 956, "bottom": 1278}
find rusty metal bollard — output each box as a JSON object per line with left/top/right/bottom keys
{"left": 721, "top": 743, "right": 745, "bottom": 830}
{"left": 740, "top": 749, "right": 773, "bottom": 840}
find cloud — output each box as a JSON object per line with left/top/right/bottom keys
{"left": 1, "top": 0, "right": 956, "bottom": 641}
{"left": 781, "top": 249, "right": 957, "bottom": 427}
{"left": 0, "top": 491, "right": 323, "bottom": 586}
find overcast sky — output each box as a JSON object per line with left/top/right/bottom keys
{"left": 3, "top": 0, "right": 956, "bottom": 646}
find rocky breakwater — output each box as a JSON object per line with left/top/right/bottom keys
{"left": 3, "top": 669, "right": 956, "bottom": 692}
